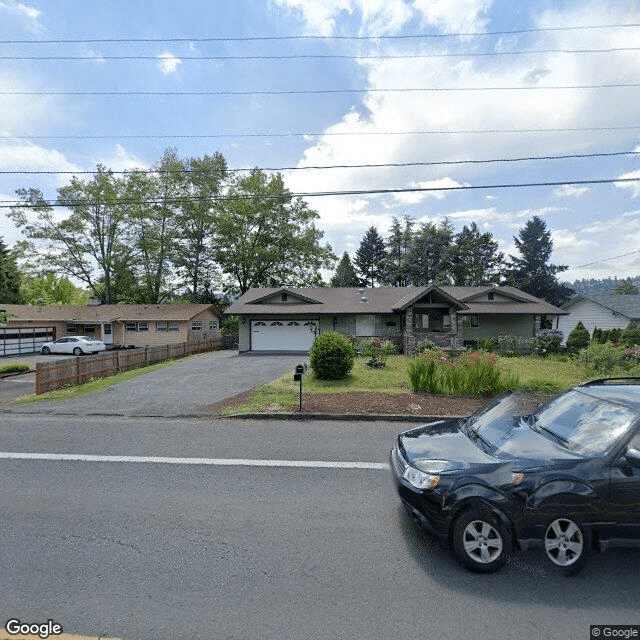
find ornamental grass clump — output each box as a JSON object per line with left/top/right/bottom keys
{"left": 309, "top": 332, "right": 355, "bottom": 380}
{"left": 408, "top": 351, "right": 519, "bottom": 396}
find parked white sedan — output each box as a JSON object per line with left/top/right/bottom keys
{"left": 41, "top": 336, "right": 106, "bottom": 356}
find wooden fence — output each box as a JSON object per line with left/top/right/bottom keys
{"left": 35, "top": 338, "right": 223, "bottom": 395}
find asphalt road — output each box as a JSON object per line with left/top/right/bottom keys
{"left": 1, "top": 414, "right": 638, "bottom": 640}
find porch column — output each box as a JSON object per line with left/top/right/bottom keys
{"left": 404, "top": 307, "right": 416, "bottom": 354}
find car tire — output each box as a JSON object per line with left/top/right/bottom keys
{"left": 543, "top": 517, "right": 590, "bottom": 576}
{"left": 73, "top": 347, "right": 83, "bottom": 356}
{"left": 42, "top": 346, "right": 51, "bottom": 355}
{"left": 452, "top": 507, "right": 509, "bottom": 573}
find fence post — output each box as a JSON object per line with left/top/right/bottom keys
{"left": 76, "top": 357, "right": 82, "bottom": 386}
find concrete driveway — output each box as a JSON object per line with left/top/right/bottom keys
{"left": 1, "top": 350, "right": 306, "bottom": 418}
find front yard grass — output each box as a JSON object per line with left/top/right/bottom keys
{"left": 223, "top": 354, "right": 593, "bottom": 415}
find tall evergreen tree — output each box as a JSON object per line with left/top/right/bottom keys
{"left": 331, "top": 252, "right": 360, "bottom": 287}
{"left": 354, "top": 226, "right": 386, "bottom": 287}
{"left": 450, "top": 223, "right": 504, "bottom": 285}
{"left": 406, "top": 219, "right": 454, "bottom": 285}
{"left": 382, "top": 215, "right": 414, "bottom": 286}
{"left": 0, "top": 236, "right": 22, "bottom": 303}
{"left": 505, "top": 216, "right": 574, "bottom": 306}
{"left": 613, "top": 277, "right": 640, "bottom": 294}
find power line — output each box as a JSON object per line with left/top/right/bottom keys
{"left": 1, "top": 176, "right": 639, "bottom": 209}
{"left": 1, "top": 23, "right": 638, "bottom": 44}
{"left": 4, "top": 125, "right": 640, "bottom": 141}
{"left": 572, "top": 249, "right": 640, "bottom": 269}
{"left": 3, "top": 47, "right": 640, "bottom": 61}
{"left": 1, "top": 150, "right": 638, "bottom": 176}
{"left": 3, "top": 83, "right": 640, "bottom": 96}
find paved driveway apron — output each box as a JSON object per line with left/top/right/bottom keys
{"left": 3, "top": 351, "right": 305, "bottom": 418}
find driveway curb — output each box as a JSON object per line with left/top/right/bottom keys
{"left": 225, "top": 412, "right": 465, "bottom": 422}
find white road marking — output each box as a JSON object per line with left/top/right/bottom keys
{"left": 0, "top": 451, "right": 389, "bottom": 470}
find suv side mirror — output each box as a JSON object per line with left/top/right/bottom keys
{"left": 624, "top": 447, "right": 640, "bottom": 469}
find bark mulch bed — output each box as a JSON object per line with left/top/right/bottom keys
{"left": 209, "top": 389, "right": 546, "bottom": 417}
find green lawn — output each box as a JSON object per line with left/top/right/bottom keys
{"left": 223, "top": 354, "right": 594, "bottom": 415}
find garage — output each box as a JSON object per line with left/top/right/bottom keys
{"left": 251, "top": 320, "right": 318, "bottom": 351}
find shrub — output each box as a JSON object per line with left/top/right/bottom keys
{"left": 416, "top": 339, "right": 439, "bottom": 353}
{"left": 532, "top": 329, "right": 564, "bottom": 356}
{"left": 493, "top": 334, "right": 534, "bottom": 356}
{"left": 477, "top": 338, "right": 495, "bottom": 352}
{"left": 566, "top": 322, "right": 590, "bottom": 352}
{"left": 622, "top": 321, "right": 640, "bottom": 347}
{"left": 361, "top": 337, "right": 395, "bottom": 368}
{"left": 309, "top": 332, "right": 355, "bottom": 380}
{"left": 574, "top": 342, "right": 627, "bottom": 373}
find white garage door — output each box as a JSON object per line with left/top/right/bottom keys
{"left": 251, "top": 320, "right": 318, "bottom": 351}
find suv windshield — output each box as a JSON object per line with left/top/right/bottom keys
{"left": 532, "top": 389, "right": 639, "bottom": 455}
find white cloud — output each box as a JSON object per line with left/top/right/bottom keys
{"left": 616, "top": 169, "right": 640, "bottom": 198}
{"left": 0, "top": 139, "right": 80, "bottom": 182}
{"left": 393, "top": 177, "right": 467, "bottom": 204}
{"left": 93, "top": 145, "right": 148, "bottom": 172}
{"left": 156, "top": 52, "right": 183, "bottom": 76}
{"left": 0, "top": 1, "right": 41, "bottom": 23}
{"left": 413, "top": 0, "right": 492, "bottom": 34}
{"left": 553, "top": 184, "right": 591, "bottom": 198}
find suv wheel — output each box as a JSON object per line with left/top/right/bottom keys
{"left": 452, "top": 508, "right": 509, "bottom": 573}
{"left": 544, "top": 517, "right": 589, "bottom": 576}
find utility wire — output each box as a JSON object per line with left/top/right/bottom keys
{"left": 3, "top": 47, "right": 640, "bottom": 61}
{"left": 4, "top": 125, "right": 640, "bottom": 140}
{"left": 0, "top": 150, "right": 638, "bottom": 176}
{"left": 3, "top": 83, "right": 640, "bottom": 96}
{"left": 2, "top": 176, "right": 639, "bottom": 209}
{"left": 1, "top": 23, "right": 639, "bottom": 44}
{"left": 573, "top": 249, "right": 640, "bottom": 269}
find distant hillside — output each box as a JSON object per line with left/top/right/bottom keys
{"left": 570, "top": 277, "right": 640, "bottom": 296}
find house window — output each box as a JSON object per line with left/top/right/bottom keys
{"left": 443, "top": 315, "right": 451, "bottom": 329}
{"left": 168, "top": 322, "right": 180, "bottom": 332}
{"left": 540, "top": 315, "right": 552, "bottom": 330}
{"left": 156, "top": 321, "right": 167, "bottom": 332}
{"left": 138, "top": 322, "right": 149, "bottom": 332}
{"left": 192, "top": 321, "right": 203, "bottom": 331}
{"left": 413, "top": 314, "right": 429, "bottom": 330}
{"left": 282, "top": 293, "right": 288, "bottom": 302}
{"left": 461, "top": 315, "right": 479, "bottom": 328}
{"left": 208, "top": 321, "right": 218, "bottom": 330}
{"left": 488, "top": 292, "right": 495, "bottom": 301}
{"left": 125, "top": 321, "right": 137, "bottom": 332}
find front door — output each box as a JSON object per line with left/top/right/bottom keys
{"left": 102, "top": 323, "right": 113, "bottom": 346}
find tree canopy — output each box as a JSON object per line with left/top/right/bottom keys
{"left": 0, "top": 236, "right": 22, "bottom": 303}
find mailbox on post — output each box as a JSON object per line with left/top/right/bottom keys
{"left": 294, "top": 362, "right": 308, "bottom": 411}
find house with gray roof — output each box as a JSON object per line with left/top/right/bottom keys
{"left": 559, "top": 294, "right": 640, "bottom": 339}
{"left": 225, "top": 285, "right": 567, "bottom": 353}
{"left": 0, "top": 303, "right": 221, "bottom": 356}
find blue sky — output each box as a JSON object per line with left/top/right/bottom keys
{"left": 1, "top": 0, "right": 640, "bottom": 283}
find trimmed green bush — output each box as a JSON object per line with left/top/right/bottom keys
{"left": 566, "top": 322, "right": 590, "bottom": 352}
{"left": 622, "top": 321, "right": 640, "bottom": 347}
{"left": 309, "top": 332, "right": 355, "bottom": 380}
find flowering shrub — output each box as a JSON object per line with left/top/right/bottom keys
{"left": 361, "top": 337, "right": 396, "bottom": 368}
{"left": 573, "top": 342, "right": 627, "bottom": 373}
{"left": 493, "top": 334, "right": 534, "bottom": 356}
{"left": 532, "top": 329, "right": 564, "bottom": 356}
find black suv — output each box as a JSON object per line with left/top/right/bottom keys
{"left": 390, "top": 378, "right": 640, "bottom": 574}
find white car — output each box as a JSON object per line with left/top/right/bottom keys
{"left": 41, "top": 335, "right": 106, "bottom": 356}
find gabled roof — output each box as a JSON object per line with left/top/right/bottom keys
{"left": 563, "top": 294, "right": 640, "bottom": 320}
{"left": 225, "top": 286, "right": 567, "bottom": 316}
{"left": 249, "top": 287, "right": 323, "bottom": 305}
{"left": 1, "top": 303, "right": 220, "bottom": 324}
{"left": 391, "top": 285, "right": 469, "bottom": 312}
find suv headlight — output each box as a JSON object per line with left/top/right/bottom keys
{"left": 403, "top": 466, "right": 440, "bottom": 490}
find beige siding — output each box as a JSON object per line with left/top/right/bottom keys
{"left": 558, "top": 299, "right": 630, "bottom": 338}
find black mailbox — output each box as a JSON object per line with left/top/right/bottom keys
{"left": 294, "top": 363, "right": 307, "bottom": 381}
